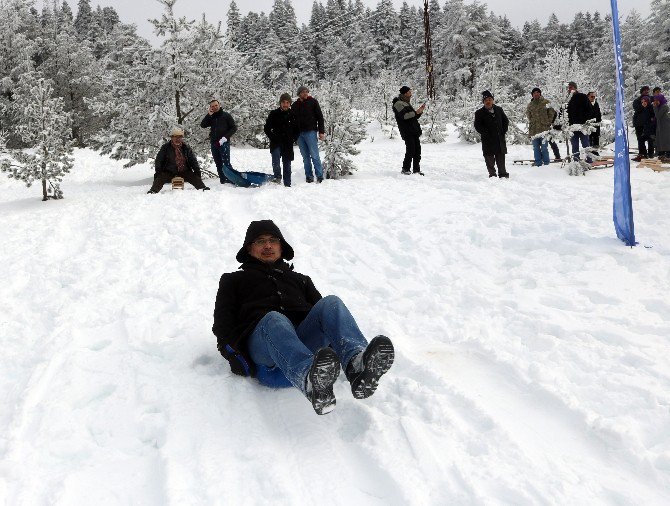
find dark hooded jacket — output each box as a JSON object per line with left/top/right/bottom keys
{"left": 200, "top": 108, "right": 237, "bottom": 143}
{"left": 264, "top": 107, "right": 299, "bottom": 158}
{"left": 154, "top": 141, "right": 201, "bottom": 177}
{"left": 212, "top": 220, "right": 322, "bottom": 377}
{"left": 474, "top": 105, "right": 509, "bottom": 155}
{"left": 392, "top": 95, "right": 423, "bottom": 139}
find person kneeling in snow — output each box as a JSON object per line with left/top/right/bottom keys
{"left": 212, "top": 220, "right": 395, "bottom": 415}
{"left": 147, "top": 127, "right": 209, "bottom": 194}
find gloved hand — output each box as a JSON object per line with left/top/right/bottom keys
{"left": 225, "top": 344, "right": 251, "bottom": 376}
{"left": 219, "top": 137, "right": 228, "bottom": 146}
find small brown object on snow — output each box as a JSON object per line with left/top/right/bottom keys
{"left": 171, "top": 176, "right": 185, "bottom": 189}
{"left": 638, "top": 158, "right": 670, "bottom": 172}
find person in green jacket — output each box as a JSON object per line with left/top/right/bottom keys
{"left": 526, "top": 87, "right": 556, "bottom": 166}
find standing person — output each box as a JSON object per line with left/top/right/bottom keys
{"left": 392, "top": 85, "right": 425, "bottom": 175}
{"left": 474, "top": 90, "right": 509, "bottom": 178}
{"left": 587, "top": 91, "right": 602, "bottom": 154}
{"left": 639, "top": 95, "right": 656, "bottom": 159}
{"left": 652, "top": 94, "right": 670, "bottom": 160}
{"left": 264, "top": 93, "right": 299, "bottom": 187}
{"left": 526, "top": 87, "right": 554, "bottom": 166}
{"left": 632, "top": 86, "right": 651, "bottom": 161}
{"left": 212, "top": 220, "right": 395, "bottom": 415}
{"left": 200, "top": 99, "right": 238, "bottom": 185}
{"left": 292, "top": 86, "right": 325, "bottom": 183}
{"left": 566, "top": 81, "right": 592, "bottom": 163}
{"left": 147, "top": 127, "right": 209, "bottom": 194}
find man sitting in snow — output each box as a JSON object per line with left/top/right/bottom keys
{"left": 212, "top": 220, "right": 395, "bottom": 415}
{"left": 147, "top": 127, "right": 209, "bottom": 194}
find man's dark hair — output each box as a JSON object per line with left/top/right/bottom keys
{"left": 640, "top": 86, "right": 650, "bottom": 94}
{"left": 653, "top": 87, "right": 662, "bottom": 94}
{"left": 209, "top": 99, "right": 220, "bottom": 105}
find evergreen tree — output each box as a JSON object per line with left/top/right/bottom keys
{"left": 226, "top": 0, "right": 241, "bottom": 46}
{"left": 1, "top": 75, "right": 74, "bottom": 200}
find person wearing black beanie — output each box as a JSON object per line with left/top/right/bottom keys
{"left": 213, "top": 220, "right": 396, "bottom": 415}
{"left": 392, "top": 86, "right": 426, "bottom": 175}
{"left": 474, "top": 90, "right": 510, "bottom": 178}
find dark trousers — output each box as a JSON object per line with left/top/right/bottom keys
{"left": 589, "top": 129, "right": 600, "bottom": 154}
{"left": 271, "top": 147, "right": 292, "bottom": 187}
{"left": 484, "top": 153, "right": 507, "bottom": 177}
{"left": 149, "top": 171, "right": 207, "bottom": 193}
{"left": 402, "top": 136, "right": 421, "bottom": 172}
{"left": 549, "top": 141, "right": 561, "bottom": 159}
{"left": 570, "top": 131, "right": 592, "bottom": 162}
{"left": 635, "top": 126, "right": 651, "bottom": 158}
{"left": 210, "top": 142, "right": 232, "bottom": 184}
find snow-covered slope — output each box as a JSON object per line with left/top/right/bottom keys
{"left": 1, "top": 130, "right": 669, "bottom": 505}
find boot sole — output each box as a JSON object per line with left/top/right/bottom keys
{"left": 351, "top": 336, "right": 395, "bottom": 399}
{"left": 309, "top": 348, "right": 340, "bottom": 415}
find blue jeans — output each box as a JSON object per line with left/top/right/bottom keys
{"left": 570, "top": 131, "right": 592, "bottom": 163}
{"left": 247, "top": 295, "right": 368, "bottom": 394}
{"left": 297, "top": 131, "right": 323, "bottom": 180}
{"left": 532, "top": 137, "right": 550, "bottom": 166}
{"left": 271, "top": 147, "right": 292, "bottom": 187}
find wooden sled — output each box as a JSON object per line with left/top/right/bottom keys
{"left": 512, "top": 159, "right": 562, "bottom": 165}
{"left": 171, "top": 176, "right": 185, "bottom": 189}
{"left": 638, "top": 158, "right": 670, "bottom": 172}
{"left": 589, "top": 158, "right": 614, "bottom": 169}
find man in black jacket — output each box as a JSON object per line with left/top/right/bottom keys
{"left": 291, "top": 86, "right": 325, "bottom": 183}
{"left": 474, "top": 90, "right": 509, "bottom": 178}
{"left": 566, "top": 82, "right": 593, "bottom": 162}
{"left": 264, "top": 93, "right": 299, "bottom": 187}
{"left": 200, "top": 99, "right": 238, "bottom": 185}
{"left": 587, "top": 91, "right": 602, "bottom": 155}
{"left": 393, "top": 85, "right": 425, "bottom": 175}
{"left": 212, "top": 220, "right": 395, "bottom": 415}
{"left": 147, "top": 127, "right": 209, "bottom": 194}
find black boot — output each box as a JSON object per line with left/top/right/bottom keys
{"left": 346, "top": 335, "right": 395, "bottom": 399}
{"left": 305, "top": 347, "right": 340, "bottom": 415}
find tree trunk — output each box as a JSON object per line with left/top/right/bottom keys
{"left": 42, "top": 178, "right": 47, "bottom": 201}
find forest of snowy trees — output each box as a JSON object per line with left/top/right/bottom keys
{"left": 1, "top": 0, "right": 669, "bottom": 195}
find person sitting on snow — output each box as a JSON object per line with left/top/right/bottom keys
{"left": 212, "top": 220, "right": 395, "bottom": 415}
{"left": 147, "top": 127, "right": 209, "bottom": 194}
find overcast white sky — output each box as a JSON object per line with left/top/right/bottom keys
{"left": 61, "top": 0, "right": 651, "bottom": 40}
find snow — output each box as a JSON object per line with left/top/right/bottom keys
{"left": 1, "top": 126, "right": 670, "bottom": 505}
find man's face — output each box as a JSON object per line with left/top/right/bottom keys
{"left": 171, "top": 135, "right": 183, "bottom": 146}
{"left": 642, "top": 88, "right": 650, "bottom": 96}
{"left": 247, "top": 234, "right": 282, "bottom": 264}
{"left": 532, "top": 91, "right": 541, "bottom": 100}
{"left": 483, "top": 97, "right": 494, "bottom": 108}
{"left": 588, "top": 93, "right": 596, "bottom": 103}
{"left": 209, "top": 101, "right": 220, "bottom": 114}
{"left": 299, "top": 89, "right": 309, "bottom": 100}
{"left": 280, "top": 99, "right": 291, "bottom": 111}
{"left": 568, "top": 85, "right": 576, "bottom": 94}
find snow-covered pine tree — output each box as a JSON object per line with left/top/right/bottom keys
{"left": 366, "top": 68, "right": 402, "bottom": 138}
{"left": 317, "top": 81, "right": 366, "bottom": 178}
{"left": 1, "top": 76, "right": 74, "bottom": 200}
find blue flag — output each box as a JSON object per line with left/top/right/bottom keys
{"left": 610, "top": 0, "right": 636, "bottom": 246}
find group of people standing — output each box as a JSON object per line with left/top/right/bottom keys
{"left": 632, "top": 86, "right": 670, "bottom": 162}
{"left": 148, "top": 86, "right": 326, "bottom": 193}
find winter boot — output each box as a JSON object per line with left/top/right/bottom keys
{"left": 346, "top": 335, "right": 395, "bottom": 399}
{"left": 305, "top": 347, "right": 340, "bottom": 415}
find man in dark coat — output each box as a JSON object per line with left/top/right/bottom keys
{"left": 264, "top": 93, "right": 299, "bottom": 187}
{"left": 200, "top": 99, "right": 238, "bottom": 185}
{"left": 147, "top": 127, "right": 209, "bottom": 194}
{"left": 392, "top": 85, "right": 426, "bottom": 175}
{"left": 291, "top": 86, "right": 325, "bottom": 183}
{"left": 632, "top": 86, "right": 651, "bottom": 161}
{"left": 566, "top": 82, "right": 592, "bottom": 162}
{"left": 474, "top": 90, "right": 509, "bottom": 178}
{"left": 587, "top": 91, "right": 602, "bottom": 154}
{"left": 212, "top": 220, "right": 395, "bottom": 415}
